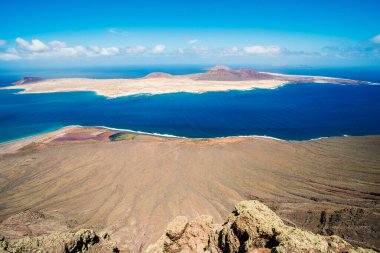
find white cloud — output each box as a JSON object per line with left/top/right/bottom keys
{"left": 243, "top": 45, "right": 281, "bottom": 55}
{"left": 49, "top": 40, "right": 67, "bottom": 48}
{"left": 188, "top": 39, "right": 199, "bottom": 45}
{"left": 0, "top": 40, "right": 6, "bottom": 46}
{"left": 152, "top": 44, "right": 166, "bottom": 54}
{"left": 16, "top": 38, "right": 49, "bottom": 51}
{"left": 46, "top": 45, "right": 120, "bottom": 58}
{"left": 126, "top": 45, "right": 146, "bottom": 54}
{"left": 0, "top": 53, "right": 20, "bottom": 61}
{"left": 372, "top": 34, "right": 380, "bottom": 44}
{"left": 103, "top": 47, "right": 120, "bottom": 56}
{"left": 59, "top": 46, "right": 88, "bottom": 57}
{"left": 0, "top": 38, "right": 124, "bottom": 60}
{"left": 90, "top": 46, "right": 120, "bottom": 56}
{"left": 1, "top": 38, "right": 321, "bottom": 62}
{"left": 108, "top": 28, "right": 128, "bottom": 36}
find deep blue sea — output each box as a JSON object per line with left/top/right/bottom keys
{"left": 1, "top": 66, "right": 380, "bottom": 142}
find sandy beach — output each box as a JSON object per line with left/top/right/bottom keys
{"left": 1, "top": 68, "right": 368, "bottom": 98}
{"left": 0, "top": 126, "right": 379, "bottom": 251}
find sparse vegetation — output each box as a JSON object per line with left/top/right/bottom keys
{"left": 109, "top": 132, "right": 136, "bottom": 141}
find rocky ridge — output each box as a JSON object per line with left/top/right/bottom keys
{"left": 0, "top": 200, "right": 377, "bottom": 252}
{"left": 0, "top": 229, "right": 118, "bottom": 253}
{"left": 146, "top": 200, "right": 376, "bottom": 253}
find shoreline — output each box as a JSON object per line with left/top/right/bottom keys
{"left": 3, "top": 81, "right": 379, "bottom": 98}
{"left": 0, "top": 124, "right": 370, "bottom": 148}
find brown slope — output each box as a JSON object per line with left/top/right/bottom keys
{"left": 0, "top": 128, "right": 379, "bottom": 252}
{"left": 12, "top": 77, "right": 45, "bottom": 85}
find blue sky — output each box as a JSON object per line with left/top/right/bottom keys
{"left": 0, "top": 0, "right": 379, "bottom": 68}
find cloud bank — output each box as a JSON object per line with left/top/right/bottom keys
{"left": 16, "top": 38, "right": 49, "bottom": 52}
{"left": 0, "top": 36, "right": 379, "bottom": 63}
{"left": 372, "top": 34, "right": 380, "bottom": 44}
{"left": 243, "top": 45, "right": 281, "bottom": 54}
{"left": 152, "top": 44, "right": 166, "bottom": 54}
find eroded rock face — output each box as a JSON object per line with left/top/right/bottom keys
{"left": 147, "top": 201, "right": 376, "bottom": 253}
{"left": 147, "top": 215, "right": 214, "bottom": 253}
{"left": 0, "top": 229, "right": 118, "bottom": 253}
{"left": 217, "top": 201, "right": 285, "bottom": 253}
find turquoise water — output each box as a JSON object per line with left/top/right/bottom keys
{"left": 0, "top": 67, "right": 380, "bottom": 142}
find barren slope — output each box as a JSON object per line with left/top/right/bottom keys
{"left": 0, "top": 127, "right": 379, "bottom": 251}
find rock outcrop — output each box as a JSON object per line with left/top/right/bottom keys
{"left": 12, "top": 77, "right": 44, "bottom": 85}
{"left": 0, "top": 229, "right": 118, "bottom": 253}
{"left": 147, "top": 201, "right": 376, "bottom": 253}
{"left": 143, "top": 72, "right": 173, "bottom": 78}
{"left": 146, "top": 215, "right": 215, "bottom": 253}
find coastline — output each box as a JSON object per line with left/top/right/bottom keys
{"left": 0, "top": 124, "right": 372, "bottom": 154}
{"left": 2, "top": 80, "right": 380, "bottom": 144}
{"left": 1, "top": 77, "right": 290, "bottom": 98}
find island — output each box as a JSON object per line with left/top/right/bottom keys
{"left": 2, "top": 66, "right": 372, "bottom": 98}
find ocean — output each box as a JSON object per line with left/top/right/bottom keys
{"left": 0, "top": 66, "right": 380, "bottom": 142}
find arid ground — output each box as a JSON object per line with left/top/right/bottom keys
{"left": 0, "top": 127, "right": 379, "bottom": 252}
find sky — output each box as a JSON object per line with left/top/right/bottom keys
{"left": 0, "top": 0, "right": 379, "bottom": 68}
